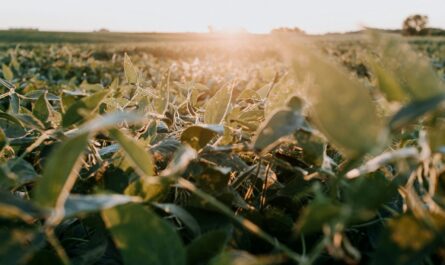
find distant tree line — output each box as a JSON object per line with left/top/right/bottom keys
{"left": 270, "top": 27, "right": 305, "bottom": 35}
{"left": 8, "top": 28, "right": 39, "bottom": 31}
{"left": 402, "top": 14, "right": 445, "bottom": 36}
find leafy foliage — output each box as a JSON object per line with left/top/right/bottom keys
{"left": 1, "top": 33, "right": 445, "bottom": 265}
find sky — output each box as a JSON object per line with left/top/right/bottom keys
{"left": 1, "top": 0, "right": 444, "bottom": 34}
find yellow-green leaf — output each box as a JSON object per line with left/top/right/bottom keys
{"left": 180, "top": 124, "right": 224, "bottom": 150}
{"left": 110, "top": 129, "right": 154, "bottom": 176}
{"left": 62, "top": 90, "right": 109, "bottom": 127}
{"left": 124, "top": 53, "right": 138, "bottom": 84}
{"left": 204, "top": 85, "right": 233, "bottom": 124}
{"left": 2, "top": 64, "right": 13, "bottom": 81}
{"left": 289, "top": 42, "right": 384, "bottom": 158}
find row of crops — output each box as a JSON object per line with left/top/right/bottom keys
{"left": 0, "top": 34, "right": 445, "bottom": 265}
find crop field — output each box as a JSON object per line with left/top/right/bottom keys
{"left": 1, "top": 31, "right": 445, "bottom": 265}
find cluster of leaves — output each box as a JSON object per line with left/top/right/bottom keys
{"left": 1, "top": 33, "right": 445, "bottom": 265}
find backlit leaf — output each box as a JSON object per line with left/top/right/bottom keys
{"left": 62, "top": 90, "right": 110, "bottom": 127}
{"left": 204, "top": 85, "right": 233, "bottom": 124}
{"left": 181, "top": 124, "right": 224, "bottom": 150}
{"left": 289, "top": 41, "right": 384, "bottom": 158}
{"left": 124, "top": 53, "right": 138, "bottom": 84}
{"left": 110, "top": 129, "right": 154, "bottom": 176}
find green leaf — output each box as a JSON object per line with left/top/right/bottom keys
{"left": 102, "top": 203, "right": 186, "bottom": 265}
{"left": 264, "top": 79, "right": 294, "bottom": 116}
{"left": 289, "top": 42, "right": 384, "bottom": 158}
{"left": 296, "top": 199, "right": 343, "bottom": 234}
{"left": 373, "top": 214, "right": 438, "bottom": 265}
{"left": 345, "top": 172, "right": 397, "bottom": 213}
{"left": 8, "top": 93, "right": 20, "bottom": 114}
{"left": 0, "top": 191, "right": 44, "bottom": 223}
{"left": 15, "top": 114, "right": 44, "bottom": 130}
{"left": 0, "top": 127, "right": 8, "bottom": 152}
{"left": 32, "top": 92, "right": 51, "bottom": 124}
{"left": 2, "top": 64, "right": 13, "bottom": 81}
{"left": 186, "top": 229, "right": 232, "bottom": 265}
{"left": 253, "top": 109, "right": 304, "bottom": 154}
{"left": 63, "top": 194, "right": 141, "bottom": 218}
{"left": 180, "top": 124, "right": 224, "bottom": 150}
{"left": 34, "top": 133, "right": 89, "bottom": 208}
{"left": 372, "top": 34, "right": 445, "bottom": 101}
{"left": 153, "top": 203, "right": 201, "bottom": 236}
{"left": 62, "top": 90, "right": 110, "bottom": 128}
{"left": 25, "top": 90, "right": 59, "bottom": 101}
{"left": 204, "top": 85, "right": 233, "bottom": 124}
{"left": 294, "top": 130, "right": 325, "bottom": 166}
{"left": 124, "top": 53, "right": 138, "bottom": 84}
{"left": 124, "top": 176, "right": 166, "bottom": 201}
{"left": 0, "top": 227, "right": 42, "bottom": 265}
{"left": 110, "top": 129, "right": 154, "bottom": 176}
{"left": 389, "top": 94, "right": 445, "bottom": 130}
{"left": 209, "top": 250, "right": 264, "bottom": 265}
{"left": 161, "top": 145, "right": 197, "bottom": 177}
{"left": 74, "top": 111, "right": 144, "bottom": 136}
{"left": 369, "top": 59, "right": 406, "bottom": 102}
{"left": 80, "top": 80, "right": 104, "bottom": 92}
{"left": 0, "top": 111, "right": 24, "bottom": 127}
{"left": 7, "top": 158, "right": 39, "bottom": 185}
{"left": 0, "top": 116, "right": 26, "bottom": 138}
{"left": 112, "top": 129, "right": 166, "bottom": 201}
{"left": 153, "top": 70, "right": 170, "bottom": 115}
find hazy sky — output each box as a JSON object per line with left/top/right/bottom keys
{"left": 1, "top": 0, "right": 444, "bottom": 34}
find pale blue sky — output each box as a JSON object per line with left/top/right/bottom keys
{"left": 1, "top": 0, "right": 444, "bottom": 34}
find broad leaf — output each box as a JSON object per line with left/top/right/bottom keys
{"left": 153, "top": 203, "right": 201, "bottom": 236}
{"left": 124, "top": 53, "right": 138, "bottom": 84}
{"left": 153, "top": 70, "right": 170, "bottom": 115}
{"left": 34, "top": 133, "right": 89, "bottom": 208}
{"left": 9, "top": 93, "right": 20, "bottom": 114}
{"left": 74, "top": 111, "right": 144, "bottom": 136}
{"left": 161, "top": 145, "right": 197, "bottom": 177}
{"left": 6, "top": 158, "right": 39, "bottom": 185}
{"left": 110, "top": 129, "right": 154, "bottom": 176}
{"left": 253, "top": 109, "right": 304, "bottom": 154}
{"left": 110, "top": 129, "right": 164, "bottom": 201}
{"left": 32, "top": 93, "right": 51, "bottom": 124}
{"left": 204, "top": 85, "right": 233, "bottom": 124}
{"left": 2, "top": 64, "right": 13, "bottom": 81}
{"left": 62, "top": 90, "right": 109, "bottom": 127}
{"left": 180, "top": 124, "right": 224, "bottom": 150}
{"left": 64, "top": 194, "right": 141, "bottom": 218}
{"left": 372, "top": 34, "right": 445, "bottom": 101}
{"left": 289, "top": 42, "right": 384, "bottom": 157}
{"left": 389, "top": 94, "right": 445, "bottom": 130}
{"left": 296, "top": 199, "right": 344, "bottom": 234}
{"left": 186, "top": 229, "right": 232, "bottom": 265}
{"left": 102, "top": 203, "right": 186, "bottom": 265}
{"left": 0, "top": 191, "right": 44, "bottom": 223}
{"left": 0, "top": 127, "right": 7, "bottom": 151}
